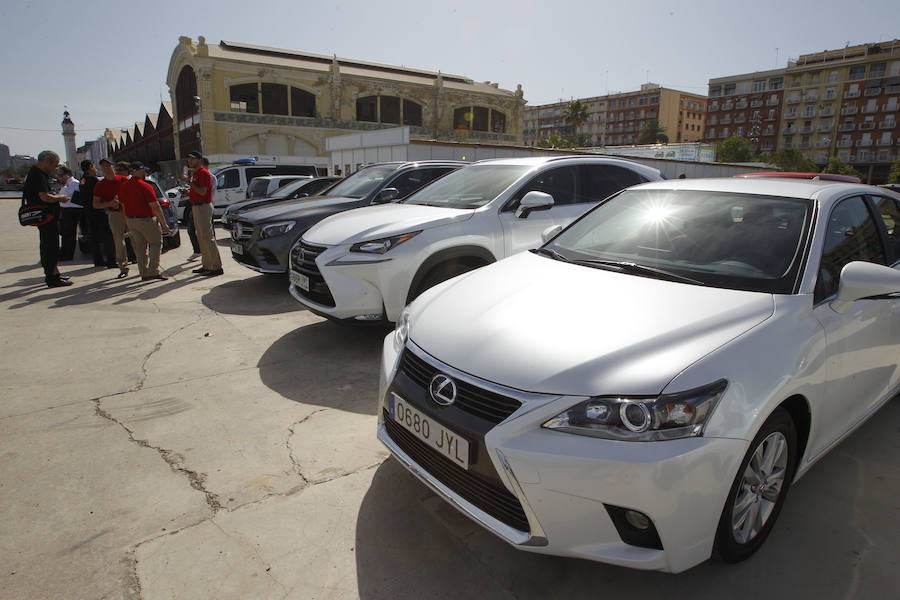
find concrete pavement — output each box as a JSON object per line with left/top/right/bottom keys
{"left": 0, "top": 197, "right": 897, "bottom": 599}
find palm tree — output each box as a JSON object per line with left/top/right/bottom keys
{"left": 564, "top": 100, "right": 589, "bottom": 142}
{"left": 638, "top": 119, "right": 668, "bottom": 144}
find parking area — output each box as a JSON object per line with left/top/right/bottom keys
{"left": 0, "top": 197, "right": 898, "bottom": 600}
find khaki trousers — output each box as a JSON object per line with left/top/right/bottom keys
{"left": 192, "top": 203, "right": 222, "bottom": 270}
{"left": 126, "top": 217, "right": 163, "bottom": 277}
{"left": 107, "top": 210, "right": 129, "bottom": 269}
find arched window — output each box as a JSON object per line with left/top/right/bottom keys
{"left": 291, "top": 87, "right": 315, "bottom": 117}
{"left": 230, "top": 83, "right": 259, "bottom": 113}
{"left": 174, "top": 66, "right": 198, "bottom": 123}
{"left": 453, "top": 106, "right": 506, "bottom": 133}
{"left": 356, "top": 96, "right": 423, "bottom": 126}
{"left": 261, "top": 83, "right": 288, "bottom": 115}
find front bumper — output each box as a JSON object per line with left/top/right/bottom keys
{"left": 377, "top": 337, "right": 748, "bottom": 573}
{"left": 229, "top": 221, "right": 294, "bottom": 273}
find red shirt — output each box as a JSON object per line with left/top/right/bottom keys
{"left": 93, "top": 175, "right": 128, "bottom": 211}
{"left": 119, "top": 177, "right": 158, "bottom": 217}
{"left": 189, "top": 167, "right": 213, "bottom": 204}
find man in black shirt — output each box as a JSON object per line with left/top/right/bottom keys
{"left": 23, "top": 150, "right": 72, "bottom": 287}
{"left": 79, "top": 160, "right": 115, "bottom": 268}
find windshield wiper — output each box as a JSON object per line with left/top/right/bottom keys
{"left": 572, "top": 259, "right": 704, "bottom": 285}
{"left": 531, "top": 247, "right": 571, "bottom": 262}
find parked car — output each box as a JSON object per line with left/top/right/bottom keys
{"left": 290, "top": 156, "right": 662, "bottom": 323}
{"left": 229, "top": 161, "right": 464, "bottom": 274}
{"left": 221, "top": 176, "right": 341, "bottom": 229}
{"left": 377, "top": 176, "right": 900, "bottom": 573}
{"left": 246, "top": 175, "right": 309, "bottom": 200}
{"left": 209, "top": 159, "right": 322, "bottom": 217}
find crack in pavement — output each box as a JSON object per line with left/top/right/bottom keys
{"left": 286, "top": 409, "right": 330, "bottom": 486}
{"left": 132, "top": 313, "right": 206, "bottom": 393}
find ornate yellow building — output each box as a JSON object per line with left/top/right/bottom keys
{"left": 165, "top": 36, "right": 525, "bottom": 164}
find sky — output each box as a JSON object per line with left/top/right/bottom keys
{"left": 1, "top": 0, "right": 896, "bottom": 159}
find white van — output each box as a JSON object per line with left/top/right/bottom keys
{"left": 210, "top": 161, "right": 321, "bottom": 217}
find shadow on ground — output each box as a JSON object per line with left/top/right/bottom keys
{"left": 353, "top": 399, "right": 900, "bottom": 599}
{"left": 257, "top": 320, "right": 390, "bottom": 414}
{"left": 201, "top": 273, "right": 299, "bottom": 315}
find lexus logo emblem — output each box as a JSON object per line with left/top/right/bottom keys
{"left": 429, "top": 374, "right": 457, "bottom": 406}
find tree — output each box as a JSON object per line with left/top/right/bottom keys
{"left": 821, "top": 156, "right": 861, "bottom": 177}
{"left": 537, "top": 135, "right": 572, "bottom": 149}
{"left": 564, "top": 100, "right": 588, "bottom": 139}
{"left": 889, "top": 158, "right": 900, "bottom": 184}
{"left": 638, "top": 119, "right": 668, "bottom": 144}
{"left": 717, "top": 136, "right": 753, "bottom": 162}
{"left": 762, "top": 148, "right": 817, "bottom": 172}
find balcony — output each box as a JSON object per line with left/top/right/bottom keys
{"left": 721, "top": 116, "right": 732, "bottom": 125}
{"left": 736, "top": 101, "right": 748, "bottom": 109}
{"left": 784, "top": 129, "right": 796, "bottom": 135}
{"left": 804, "top": 110, "right": 817, "bottom": 118}
{"left": 722, "top": 102, "right": 734, "bottom": 110}
{"left": 799, "top": 141, "right": 812, "bottom": 149}
{"left": 877, "top": 138, "right": 894, "bottom": 146}
{"left": 800, "top": 126, "right": 814, "bottom": 134}
{"left": 804, "top": 95, "right": 818, "bottom": 102}
{"left": 767, "top": 97, "right": 780, "bottom": 106}
{"left": 865, "top": 87, "right": 881, "bottom": 96}
{"left": 751, "top": 100, "right": 763, "bottom": 108}
{"left": 818, "top": 123, "right": 833, "bottom": 132}
{"left": 708, "top": 105, "right": 719, "bottom": 112}
{"left": 786, "top": 96, "right": 801, "bottom": 104}
{"left": 837, "top": 140, "right": 853, "bottom": 148}
{"left": 859, "top": 122, "right": 875, "bottom": 130}
{"left": 841, "top": 106, "right": 858, "bottom": 115}
{"left": 816, "top": 141, "right": 831, "bottom": 148}
{"left": 862, "top": 105, "right": 879, "bottom": 114}
{"left": 838, "top": 123, "right": 856, "bottom": 132}
{"left": 764, "top": 129, "right": 775, "bottom": 136}
{"left": 884, "top": 103, "right": 899, "bottom": 112}
{"left": 783, "top": 142, "right": 794, "bottom": 149}
{"left": 844, "top": 90, "right": 861, "bottom": 98}
{"left": 735, "top": 115, "right": 746, "bottom": 123}
{"left": 707, "top": 117, "right": 718, "bottom": 126}
{"left": 856, "top": 139, "right": 873, "bottom": 147}
{"left": 880, "top": 120, "right": 898, "bottom": 129}
{"left": 820, "top": 106, "right": 835, "bottom": 117}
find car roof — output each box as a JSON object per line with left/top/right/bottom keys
{"left": 631, "top": 177, "right": 899, "bottom": 202}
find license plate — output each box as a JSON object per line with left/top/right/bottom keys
{"left": 389, "top": 393, "right": 469, "bottom": 469}
{"left": 231, "top": 243, "right": 243, "bottom": 255}
{"left": 290, "top": 270, "right": 309, "bottom": 291}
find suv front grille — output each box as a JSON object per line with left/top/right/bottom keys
{"left": 383, "top": 409, "right": 529, "bottom": 532}
{"left": 290, "top": 241, "right": 335, "bottom": 307}
{"left": 400, "top": 351, "right": 521, "bottom": 424}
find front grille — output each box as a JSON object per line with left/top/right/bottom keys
{"left": 401, "top": 351, "right": 521, "bottom": 424}
{"left": 384, "top": 409, "right": 529, "bottom": 532}
{"left": 231, "top": 220, "right": 253, "bottom": 241}
{"left": 290, "top": 241, "right": 334, "bottom": 307}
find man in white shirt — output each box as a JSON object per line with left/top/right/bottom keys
{"left": 57, "top": 165, "right": 85, "bottom": 260}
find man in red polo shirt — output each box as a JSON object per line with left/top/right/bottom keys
{"left": 118, "top": 162, "right": 170, "bottom": 281}
{"left": 185, "top": 151, "right": 223, "bottom": 276}
{"left": 92, "top": 158, "right": 130, "bottom": 278}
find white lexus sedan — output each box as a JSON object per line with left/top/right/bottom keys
{"left": 376, "top": 176, "right": 900, "bottom": 573}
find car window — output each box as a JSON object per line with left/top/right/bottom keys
{"left": 299, "top": 178, "right": 339, "bottom": 197}
{"left": 404, "top": 164, "right": 532, "bottom": 209}
{"left": 217, "top": 169, "right": 240, "bottom": 189}
{"left": 386, "top": 167, "right": 456, "bottom": 199}
{"left": 815, "top": 196, "right": 887, "bottom": 302}
{"left": 323, "top": 165, "right": 396, "bottom": 198}
{"left": 871, "top": 195, "right": 900, "bottom": 263}
{"left": 577, "top": 165, "right": 647, "bottom": 204}
{"left": 511, "top": 166, "right": 578, "bottom": 207}
{"left": 247, "top": 179, "right": 269, "bottom": 197}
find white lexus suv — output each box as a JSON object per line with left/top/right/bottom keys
{"left": 288, "top": 156, "right": 662, "bottom": 322}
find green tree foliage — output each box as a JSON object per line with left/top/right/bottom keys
{"left": 716, "top": 136, "right": 753, "bottom": 162}
{"left": 889, "top": 158, "right": 900, "bottom": 184}
{"left": 537, "top": 135, "right": 573, "bottom": 149}
{"left": 757, "top": 148, "right": 816, "bottom": 172}
{"left": 564, "top": 100, "right": 588, "bottom": 137}
{"left": 821, "top": 156, "right": 862, "bottom": 177}
{"left": 638, "top": 119, "right": 668, "bottom": 144}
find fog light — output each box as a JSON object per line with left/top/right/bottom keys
{"left": 353, "top": 314, "right": 382, "bottom": 321}
{"left": 625, "top": 510, "right": 651, "bottom": 530}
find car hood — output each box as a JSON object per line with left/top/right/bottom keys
{"left": 409, "top": 251, "right": 775, "bottom": 397}
{"left": 303, "top": 203, "right": 473, "bottom": 245}
{"left": 238, "top": 196, "right": 362, "bottom": 224}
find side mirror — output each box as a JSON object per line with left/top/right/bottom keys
{"left": 167, "top": 191, "right": 178, "bottom": 199}
{"left": 374, "top": 188, "right": 400, "bottom": 204}
{"left": 831, "top": 261, "right": 900, "bottom": 313}
{"left": 516, "top": 191, "right": 554, "bottom": 219}
{"left": 541, "top": 224, "right": 564, "bottom": 244}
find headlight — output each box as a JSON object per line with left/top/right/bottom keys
{"left": 393, "top": 307, "right": 410, "bottom": 352}
{"left": 259, "top": 221, "right": 296, "bottom": 239}
{"left": 542, "top": 379, "right": 727, "bottom": 441}
{"left": 350, "top": 231, "right": 421, "bottom": 254}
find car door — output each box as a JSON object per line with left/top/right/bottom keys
{"left": 378, "top": 167, "right": 457, "bottom": 202}
{"left": 216, "top": 168, "right": 242, "bottom": 207}
{"left": 808, "top": 195, "right": 900, "bottom": 458}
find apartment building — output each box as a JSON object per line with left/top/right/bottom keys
{"left": 706, "top": 40, "right": 900, "bottom": 182}
{"left": 524, "top": 84, "right": 706, "bottom": 147}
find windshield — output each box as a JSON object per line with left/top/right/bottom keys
{"left": 404, "top": 164, "right": 532, "bottom": 209}
{"left": 247, "top": 179, "right": 270, "bottom": 198}
{"left": 270, "top": 178, "right": 312, "bottom": 199}
{"left": 545, "top": 189, "right": 813, "bottom": 294}
{"left": 321, "top": 165, "right": 396, "bottom": 199}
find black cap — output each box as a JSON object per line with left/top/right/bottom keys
{"left": 130, "top": 161, "right": 148, "bottom": 171}
{"left": 99, "top": 157, "right": 114, "bottom": 166}
{"left": 186, "top": 151, "right": 202, "bottom": 159}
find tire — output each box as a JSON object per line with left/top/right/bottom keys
{"left": 713, "top": 407, "right": 797, "bottom": 563}
{"left": 411, "top": 262, "right": 478, "bottom": 302}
